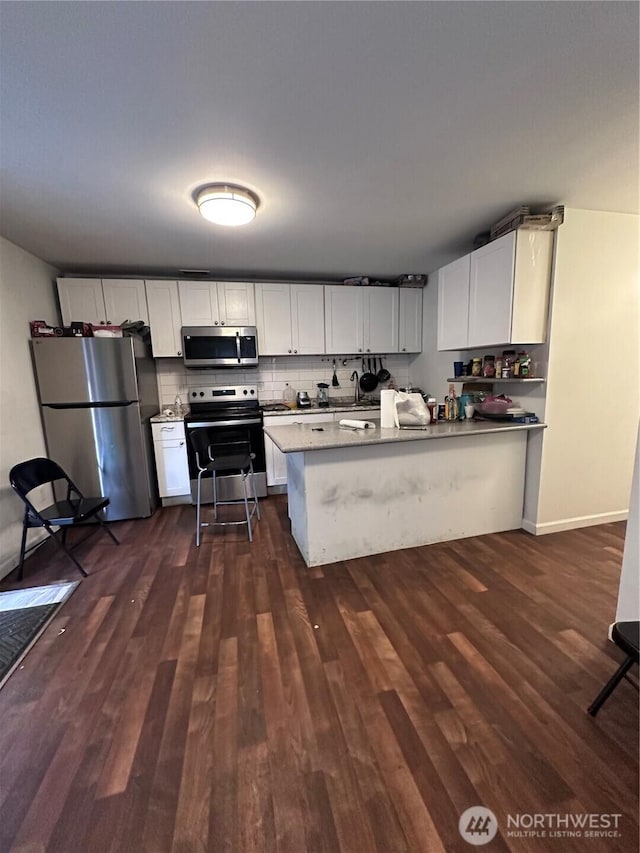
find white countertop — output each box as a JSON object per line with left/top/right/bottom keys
{"left": 264, "top": 417, "right": 545, "bottom": 453}
{"left": 150, "top": 411, "right": 187, "bottom": 423}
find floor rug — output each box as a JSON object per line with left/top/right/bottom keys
{"left": 0, "top": 581, "right": 80, "bottom": 689}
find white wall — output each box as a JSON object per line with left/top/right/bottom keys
{"left": 0, "top": 237, "right": 60, "bottom": 579}
{"left": 616, "top": 422, "right": 639, "bottom": 621}
{"left": 156, "top": 353, "right": 411, "bottom": 409}
{"left": 524, "top": 208, "right": 640, "bottom": 532}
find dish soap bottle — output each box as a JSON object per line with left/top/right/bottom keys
{"left": 174, "top": 395, "right": 184, "bottom": 417}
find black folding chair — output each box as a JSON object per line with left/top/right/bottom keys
{"left": 9, "top": 457, "right": 119, "bottom": 578}
{"left": 588, "top": 621, "right": 639, "bottom": 716}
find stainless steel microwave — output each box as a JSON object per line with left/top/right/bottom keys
{"left": 181, "top": 326, "right": 259, "bottom": 369}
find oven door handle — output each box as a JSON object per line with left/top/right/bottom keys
{"left": 235, "top": 331, "right": 242, "bottom": 363}
{"left": 187, "top": 418, "right": 263, "bottom": 429}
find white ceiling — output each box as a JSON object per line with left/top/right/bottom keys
{"left": 0, "top": 2, "right": 637, "bottom": 280}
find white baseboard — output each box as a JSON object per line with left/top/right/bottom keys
{"left": 521, "top": 510, "right": 628, "bottom": 536}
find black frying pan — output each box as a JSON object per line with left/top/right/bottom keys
{"left": 360, "top": 357, "right": 378, "bottom": 393}
{"left": 377, "top": 356, "right": 390, "bottom": 383}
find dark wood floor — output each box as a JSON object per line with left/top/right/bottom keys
{"left": 0, "top": 497, "right": 637, "bottom": 853}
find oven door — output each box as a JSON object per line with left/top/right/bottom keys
{"left": 182, "top": 326, "right": 258, "bottom": 369}
{"left": 185, "top": 417, "right": 267, "bottom": 503}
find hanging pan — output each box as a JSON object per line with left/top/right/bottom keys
{"left": 360, "top": 357, "right": 378, "bottom": 393}
{"left": 377, "top": 356, "right": 391, "bottom": 383}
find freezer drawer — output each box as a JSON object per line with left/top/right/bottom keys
{"left": 41, "top": 402, "right": 155, "bottom": 520}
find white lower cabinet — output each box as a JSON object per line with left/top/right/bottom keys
{"left": 263, "top": 410, "right": 379, "bottom": 487}
{"left": 152, "top": 422, "right": 190, "bottom": 498}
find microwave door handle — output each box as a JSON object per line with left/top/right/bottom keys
{"left": 235, "top": 332, "right": 241, "bottom": 363}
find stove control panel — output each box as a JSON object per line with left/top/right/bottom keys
{"left": 189, "top": 385, "right": 259, "bottom": 403}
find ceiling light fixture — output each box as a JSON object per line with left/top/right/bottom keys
{"left": 195, "top": 184, "right": 259, "bottom": 227}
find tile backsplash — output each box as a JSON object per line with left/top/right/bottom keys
{"left": 156, "top": 354, "right": 411, "bottom": 408}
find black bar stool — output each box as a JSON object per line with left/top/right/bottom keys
{"left": 189, "top": 428, "right": 260, "bottom": 546}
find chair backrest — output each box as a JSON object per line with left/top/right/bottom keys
{"left": 9, "top": 457, "right": 70, "bottom": 498}
{"left": 189, "top": 428, "right": 252, "bottom": 468}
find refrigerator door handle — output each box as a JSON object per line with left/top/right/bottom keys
{"left": 43, "top": 401, "right": 137, "bottom": 409}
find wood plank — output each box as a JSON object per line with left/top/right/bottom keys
{"left": 0, "top": 500, "right": 636, "bottom": 853}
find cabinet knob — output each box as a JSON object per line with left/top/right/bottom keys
{"left": 366, "top": 348, "right": 371, "bottom": 352}
{"left": 288, "top": 349, "right": 292, "bottom": 353}
{"left": 220, "top": 321, "right": 225, "bottom": 326}
{"left": 177, "top": 351, "right": 182, "bottom": 356}
{"left": 214, "top": 321, "right": 219, "bottom": 325}
{"left": 180, "top": 441, "right": 184, "bottom": 446}
{"left": 402, "top": 347, "right": 406, "bottom": 352}
{"left": 294, "top": 349, "right": 298, "bottom": 354}
{"left": 358, "top": 348, "right": 362, "bottom": 352}
{"left": 100, "top": 321, "right": 105, "bottom": 325}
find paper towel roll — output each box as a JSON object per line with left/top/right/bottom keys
{"left": 380, "top": 389, "right": 398, "bottom": 429}
{"left": 338, "top": 419, "right": 376, "bottom": 430}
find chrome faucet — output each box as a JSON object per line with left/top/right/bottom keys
{"left": 350, "top": 371, "right": 360, "bottom": 403}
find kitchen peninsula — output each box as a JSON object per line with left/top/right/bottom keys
{"left": 264, "top": 419, "right": 546, "bottom": 567}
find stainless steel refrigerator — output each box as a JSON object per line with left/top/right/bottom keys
{"left": 31, "top": 336, "right": 159, "bottom": 521}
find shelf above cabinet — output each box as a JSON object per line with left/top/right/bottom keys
{"left": 447, "top": 377, "right": 545, "bottom": 383}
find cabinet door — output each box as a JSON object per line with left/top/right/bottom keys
{"left": 324, "top": 285, "right": 363, "bottom": 354}
{"left": 291, "top": 284, "right": 325, "bottom": 354}
{"left": 437, "top": 255, "right": 471, "bottom": 350}
{"left": 217, "top": 281, "right": 256, "bottom": 326}
{"left": 178, "top": 281, "right": 218, "bottom": 326}
{"left": 468, "top": 231, "right": 516, "bottom": 348}
{"left": 264, "top": 413, "right": 334, "bottom": 486}
{"left": 154, "top": 438, "right": 190, "bottom": 497}
{"left": 146, "top": 280, "right": 183, "bottom": 357}
{"left": 102, "top": 279, "right": 149, "bottom": 325}
{"left": 57, "top": 278, "right": 106, "bottom": 326}
{"left": 398, "top": 288, "right": 423, "bottom": 353}
{"left": 255, "top": 283, "right": 293, "bottom": 355}
{"left": 364, "top": 287, "right": 399, "bottom": 353}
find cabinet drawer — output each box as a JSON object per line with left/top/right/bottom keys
{"left": 152, "top": 421, "right": 185, "bottom": 441}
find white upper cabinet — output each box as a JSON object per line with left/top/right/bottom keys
{"left": 437, "top": 230, "right": 553, "bottom": 350}
{"left": 178, "top": 281, "right": 255, "bottom": 327}
{"left": 398, "top": 288, "right": 423, "bottom": 353}
{"left": 145, "top": 280, "right": 183, "bottom": 357}
{"left": 255, "top": 283, "right": 292, "bottom": 354}
{"left": 102, "top": 279, "right": 149, "bottom": 325}
{"left": 255, "top": 283, "right": 325, "bottom": 355}
{"left": 290, "top": 284, "right": 325, "bottom": 354}
{"left": 324, "top": 286, "right": 364, "bottom": 353}
{"left": 218, "top": 281, "right": 256, "bottom": 326}
{"left": 364, "top": 287, "right": 399, "bottom": 353}
{"left": 57, "top": 278, "right": 148, "bottom": 326}
{"left": 437, "top": 255, "right": 471, "bottom": 351}
{"left": 57, "top": 278, "right": 106, "bottom": 326}
{"left": 324, "top": 285, "right": 399, "bottom": 354}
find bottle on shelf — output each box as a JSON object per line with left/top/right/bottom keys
{"left": 446, "top": 384, "right": 458, "bottom": 421}
{"left": 502, "top": 350, "right": 516, "bottom": 378}
{"left": 482, "top": 355, "right": 496, "bottom": 378}
{"left": 514, "top": 350, "right": 531, "bottom": 377}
